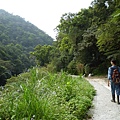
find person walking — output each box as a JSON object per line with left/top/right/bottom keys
{"left": 108, "top": 59, "right": 120, "bottom": 104}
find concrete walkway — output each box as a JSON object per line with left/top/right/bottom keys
{"left": 86, "top": 77, "right": 120, "bottom": 120}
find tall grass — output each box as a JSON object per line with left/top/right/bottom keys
{"left": 0, "top": 67, "right": 95, "bottom": 120}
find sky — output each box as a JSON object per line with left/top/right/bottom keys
{"left": 0, "top": 0, "right": 93, "bottom": 40}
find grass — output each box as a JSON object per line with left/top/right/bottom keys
{"left": 0, "top": 67, "right": 96, "bottom": 120}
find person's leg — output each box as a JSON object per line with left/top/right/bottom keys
{"left": 111, "top": 94, "right": 115, "bottom": 102}
{"left": 111, "top": 82, "right": 115, "bottom": 102}
{"left": 116, "top": 85, "right": 120, "bottom": 104}
{"left": 117, "top": 95, "right": 120, "bottom": 104}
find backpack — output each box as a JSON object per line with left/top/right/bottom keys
{"left": 112, "top": 67, "right": 120, "bottom": 84}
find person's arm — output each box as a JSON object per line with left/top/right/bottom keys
{"left": 118, "top": 66, "right": 120, "bottom": 73}
{"left": 108, "top": 79, "right": 110, "bottom": 86}
{"left": 108, "top": 67, "right": 112, "bottom": 86}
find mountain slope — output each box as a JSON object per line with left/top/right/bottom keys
{"left": 0, "top": 9, "right": 54, "bottom": 84}
{"left": 0, "top": 9, "right": 53, "bottom": 47}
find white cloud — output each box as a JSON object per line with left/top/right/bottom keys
{"left": 0, "top": 0, "right": 92, "bottom": 39}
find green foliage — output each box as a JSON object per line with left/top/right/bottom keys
{"left": 31, "top": 45, "right": 53, "bottom": 66}
{"left": 97, "top": 8, "right": 120, "bottom": 60}
{"left": 0, "top": 0, "right": 120, "bottom": 79}
{"left": 67, "top": 60, "right": 77, "bottom": 75}
{"left": 0, "top": 9, "right": 53, "bottom": 80}
{"left": 49, "top": 0, "right": 120, "bottom": 74}
{"left": 0, "top": 68, "right": 95, "bottom": 120}
{"left": 92, "top": 62, "right": 108, "bottom": 75}
{"left": 76, "top": 63, "right": 84, "bottom": 75}
{"left": 84, "top": 64, "right": 90, "bottom": 75}
{"left": 0, "top": 9, "right": 53, "bottom": 47}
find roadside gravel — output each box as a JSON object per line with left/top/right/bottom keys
{"left": 86, "top": 77, "right": 120, "bottom": 120}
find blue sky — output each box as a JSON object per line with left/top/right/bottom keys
{"left": 0, "top": 0, "right": 93, "bottom": 40}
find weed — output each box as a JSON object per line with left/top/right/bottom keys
{"left": 0, "top": 68, "right": 95, "bottom": 120}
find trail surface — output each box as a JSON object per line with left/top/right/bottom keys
{"left": 86, "top": 77, "right": 120, "bottom": 120}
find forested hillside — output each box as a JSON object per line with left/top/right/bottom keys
{"left": 0, "top": 9, "right": 53, "bottom": 47}
{"left": 31, "top": 0, "right": 120, "bottom": 75}
{"left": 0, "top": 0, "right": 120, "bottom": 86}
{"left": 0, "top": 9, "right": 53, "bottom": 85}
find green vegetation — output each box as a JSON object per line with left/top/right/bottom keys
{"left": 0, "top": 0, "right": 120, "bottom": 82}
{"left": 0, "top": 68, "right": 95, "bottom": 120}
{"left": 0, "top": 9, "right": 53, "bottom": 47}
{"left": 0, "top": 9, "right": 53, "bottom": 83}
{"left": 2, "top": 1, "right": 119, "bottom": 118}
{"left": 0, "top": 1, "right": 119, "bottom": 118}
{"left": 31, "top": 0, "right": 120, "bottom": 75}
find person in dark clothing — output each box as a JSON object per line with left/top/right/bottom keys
{"left": 108, "top": 59, "right": 120, "bottom": 104}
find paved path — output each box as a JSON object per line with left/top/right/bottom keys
{"left": 86, "top": 77, "right": 120, "bottom": 120}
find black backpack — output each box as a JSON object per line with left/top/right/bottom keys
{"left": 112, "top": 67, "right": 120, "bottom": 84}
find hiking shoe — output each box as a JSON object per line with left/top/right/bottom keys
{"left": 111, "top": 100, "right": 116, "bottom": 103}
{"left": 117, "top": 102, "right": 120, "bottom": 104}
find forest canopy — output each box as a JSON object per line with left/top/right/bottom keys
{"left": 0, "top": 0, "right": 120, "bottom": 85}
{"left": 32, "top": 0, "right": 120, "bottom": 75}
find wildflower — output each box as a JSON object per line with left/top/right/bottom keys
{"left": 67, "top": 82, "right": 70, "bottom": 85}
{"left": 52, "top": 91, "right": 56, "bottom": 95}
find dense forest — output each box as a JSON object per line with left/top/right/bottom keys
{"left": 31, "top": 0, "right": 120, "bottom": 75}
{"left": 0, "top": 9, "right": 53, "bottom": 85}
{"left": 0, "top": 0, "right": 120, "bottom": 85}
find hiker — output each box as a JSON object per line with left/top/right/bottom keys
{"left": 108, "top": 59, "right": 120, "bottom": 104}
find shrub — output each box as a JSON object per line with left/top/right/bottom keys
{"left": 0, "top": 68, "right": 95, "bottom": 120}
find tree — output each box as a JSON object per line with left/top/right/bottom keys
{"left": 97, "top": 8, "right": 120, "bottom": 59}
{"left": 31, "top": 45, "right": 53, "bottom": 66}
